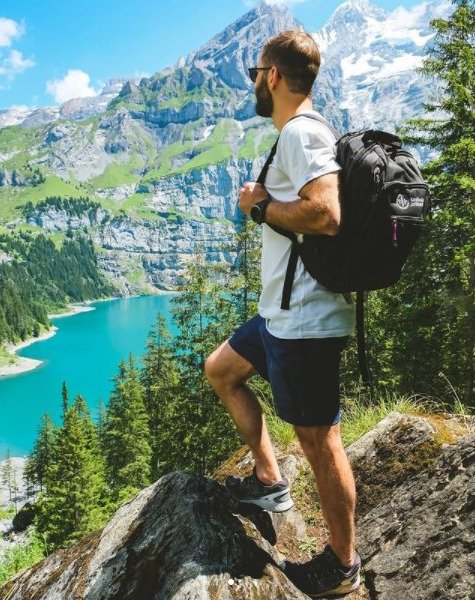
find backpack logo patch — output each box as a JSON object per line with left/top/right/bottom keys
{"left": 395, "top": 194, "right": 410, "bottom": 209}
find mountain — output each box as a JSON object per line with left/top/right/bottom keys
{"left": 0, "top": 79, "right": 140, "bottom": 129}
{"left": 0, "top": 0, "right": 451, "bottom": 294}
{"left": 313, "top": 0, "right": 452, "bottom": 132}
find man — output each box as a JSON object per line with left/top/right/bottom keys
{"left": 205, "top": 30, "right": 360, "bottom": 598}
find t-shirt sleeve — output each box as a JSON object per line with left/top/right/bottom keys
{"left": 278, "top": 119, "right": 341, "bottom": 195}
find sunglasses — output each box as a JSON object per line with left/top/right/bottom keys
{"left": 248, "top": 67, "right": 271, "bottom": 83}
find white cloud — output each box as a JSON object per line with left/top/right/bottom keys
{"left": 0, "top": 17, "right": 35, "bottom": 87}
{"left": 46, "top": 69, "right": 98, "bottom": 103}
{"left": 0, "top": 17, "right": 23, "bottom": 47}
{"left": 0, "top": 49, "right": 35, "bottom": 79}
{"left": 8, "top": 49, "right": 34, "bottom": 71}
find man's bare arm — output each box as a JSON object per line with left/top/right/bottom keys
{"left": 265, "top": 172, "right": 341, "bottom": 236}
{"left": 238, "top": 172, "right": 341, "bottom": 236}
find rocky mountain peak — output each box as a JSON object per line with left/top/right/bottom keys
{"left": 320, "top": 0, "right": 387, "bottom": 50}
{"left": 185, "top": 0, "right": 297, "bottom": 89}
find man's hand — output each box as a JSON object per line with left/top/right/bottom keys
{"left": 238, "top": 181, "right": 269, "bottom": 215}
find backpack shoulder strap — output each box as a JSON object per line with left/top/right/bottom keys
{"left": 255, "top": 138, "right": 297, "bottom": 242}
{"left": 256, "top": 139, "right": 278, "bottom": 185}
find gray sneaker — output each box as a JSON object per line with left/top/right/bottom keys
{"left": 281, "top": 544, "right": 361, "bottom": 598}
{"left": 225, "top": 467, "right": 294, "bottom": 512}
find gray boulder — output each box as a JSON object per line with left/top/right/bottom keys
{"left": 354, "top": 415, "right": 475, "bottom": 600}
{"left": 0, "top": 460, "right": 308, "bottom": 600}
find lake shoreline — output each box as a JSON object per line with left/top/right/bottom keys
{"left": 0, "top": 295, "right": 131, "bottom": 379}
{"left": 0, "top": 291, "right": 174, "bottom": 379}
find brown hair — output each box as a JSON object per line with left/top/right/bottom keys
{"left": 262, "top": 30, "right": 320, "bottom": 96}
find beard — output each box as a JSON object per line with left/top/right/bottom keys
{"left": 255, "top": 77, "right": 274, "bottom": 118}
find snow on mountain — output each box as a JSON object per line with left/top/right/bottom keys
{"left": 0, "top": 106, "right": 33, "bottom": 128}
{"left": 313, "top": 0, "right": 453, "bottom": 131}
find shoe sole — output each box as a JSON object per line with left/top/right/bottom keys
{"left": 232, "top": 490, "right": 294, "bottom": 513}
{"left": 310, "top": 572, "right": 361, "bottom": 598}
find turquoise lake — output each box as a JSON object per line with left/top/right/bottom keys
{"left": 0, "top": 295, "right": 177, "bottom": 458}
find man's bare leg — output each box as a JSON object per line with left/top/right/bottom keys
{"left": 294, "top": 423, "right": 356, "bottom": 568}
{"left": 205, "top": 340, "right": 282, "bottom": 484}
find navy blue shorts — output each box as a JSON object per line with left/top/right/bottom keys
{"left": 228, "top": 315, "right": 348, "bottom": 427}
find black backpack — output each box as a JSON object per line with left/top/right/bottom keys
{"left": 257, "top": 113, "right": 431, "bottom": 387}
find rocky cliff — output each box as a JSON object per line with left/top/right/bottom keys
{"left": 1, "top": 412, "right": 473, "bottom": 600}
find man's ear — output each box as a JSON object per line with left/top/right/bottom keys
{"left": 268, "top": 66, "right": 281, "bottom": 89}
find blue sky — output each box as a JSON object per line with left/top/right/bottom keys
{"left": 0, "top": 0, "right": 428, "bottom": 110}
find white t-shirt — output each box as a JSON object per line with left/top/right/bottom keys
{"left": 258, "top": 111, "right": 355, "bottom": 339}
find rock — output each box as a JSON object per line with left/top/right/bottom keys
{"left": 1, "top": 413, "right": 473, "bottom": 599}
{"left": 12, "top": 502, "right": 37, "bottom": 533}
{"left": 95, "top": 185, "right": 136, "bottom": 201}
{"left": 347, "top": 412, "right": 444, "bottom": 515}
{"left": 0, "top": 471, "right": 309, "bottom": 600}
{"left": 44, "top": 123, "right": 75, "bottom": 146}
{"left": 348, "top": 412, "right": 475, "bottom": 600}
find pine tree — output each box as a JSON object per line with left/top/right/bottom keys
{"left": 102, "top": 354, "right": 152, "bottom": 503}
{"left": 61, "top": 381, "right": 69, "bottom": 418}
{"left": 24, "top": 413, "right": 57, "bottom": 492}
{"left": 35, "top": 395, "right": 109, "bottom": 549}
{"left": 140, "top": 315, "right": 181, "bottom": 479}
{"left": 168, "top": 254, "right": 240, "bottom": 475}
{"left": 230, "top": 219, "right": 262, "bottom": 327}
{"left": 1, "top": 450, "right": 13, "bottom": 501}
{"left": 97, "top": 398, "right": 107, "bottom": 447}
{"left": 397, "top": 0, "right": 475, "bottom": 405}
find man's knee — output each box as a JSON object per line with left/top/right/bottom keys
{"left": 294, "top": 423, "right": 343, "bottom": 461}
{"left": 204, "top": 348, "right": 223, "bottom": 386}
{"left": 205, "top": 341, "right": 255, "bottom": 390}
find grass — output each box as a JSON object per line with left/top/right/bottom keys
{"left": 239, "top": 128, "right": 259, "bottom": 160}
{"left": 182, "top": 119, "right": 205, "bottom": 142}
{"left": 0, "top": 176, "right": 84, "bottom": 223}
{"left": 142, "top": 141, "right": 193, "bottom": 182}
{"left": 0, "top": 125, "right": 39, "bottom": 155}
{"left": 158, "top": 86, "right": 208, "bottom": 110}
{"left": 156, "top": 82, "right": 234, "bottom": 112}
{"left": 250, "top": 384, "right": 471, "bottom": 450}
{"left": 0, "top": 533, "right": 46, "bottom": 588}
{"left": 171, "top": 119, "right": 237, "bottom": 176}
{"left": 0, "top": 345, "right": 18, "bottom": 368}
{"left": 89, "top": 155, "right": 143, "bottom": 189}
{"left": 47, "top": 231, "right": 68, "bottom": 249}
{"left": 258, "top": 132, "right": 277, "bottom": 155}
{"left": 340, "top": 393, "right": 428, "bottom": 447}
{"left": 239, "top": 128, "right": 277, "bottom": 160}
{"left": 175, "top": 145, "right": 232, "bottom": 175}
{"left": 127, "top": 269, "right": 145, "bottom": 283}
{"left": 0, "top": 505, "right": 16, "bottom": 520}
{"left": 118, "top": 193, "right": 161, "bottom": 221}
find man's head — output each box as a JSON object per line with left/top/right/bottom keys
{"left": 253, "top": 30, "right": 320, "bottom": 118}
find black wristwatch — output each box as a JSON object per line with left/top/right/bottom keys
{"left": 250, "top": 197, "right": 272, "bottom": 225}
